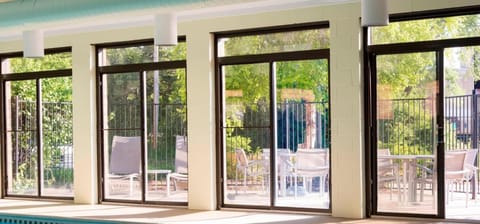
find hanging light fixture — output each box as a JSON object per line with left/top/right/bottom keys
{"left": 154, "top": 13, "right": 178, "bottom": 46}
{"left": 361, "top": 0, "right": 389, "bottom": 27}
{"left": 23, "top": 29, "right": 44, "bottom": 58}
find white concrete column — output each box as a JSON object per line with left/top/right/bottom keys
{"left": 72, "top": 42, "right": 97, "bottom": 204}
{"left": 185, "top": 29, "right": 216, "bottom": 210}
{"left": 330, "top": 15, "right": 365, "bottom": 218}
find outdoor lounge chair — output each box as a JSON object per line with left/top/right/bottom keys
{"left": 109, "top": 136, "right": 141, "bottom": 196}
{"left": 166, "top": 135, "right": 188, "bottom": 196}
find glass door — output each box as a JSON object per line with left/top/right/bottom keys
{"left": 373, "top": 51, "right": 441, "bottom": 215}
{"left": 222, "top": 63, "right": 271, "bottom": 206}
{"left": 274, "top": 59, "right": 330, "bottom": 209}
{"left": 444, "top": 46, "right": 480, "bottom": 219}
{"left": 220, "top": 59, "right": 330, "bottom": 210}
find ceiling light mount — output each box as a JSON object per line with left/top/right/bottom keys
{"left": 154, "top": 12, "right": 178, "bottom": 46}
{"left": 361, "top": 0, "right": 389, "bottom": 27}
{"left": 23, "top": 29, "right": 44, "bottom": 58}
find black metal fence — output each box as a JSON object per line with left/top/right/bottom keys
{"left": 8, "top": 97, "right": 73, "bottom": 192}
{"left": 107, "top": 102, "right": 187, "bottom": 171}
{"left": 225, "top": 101, "right": 329, "bottom": 152}
{"left": 378, "top": 94, "right": 480, "bottom": 153}
{"left": 224, "top": 101, "right": 330, "bottom": 181}
{"left": 377, "top": 93, "right": 480, "bottom": 195}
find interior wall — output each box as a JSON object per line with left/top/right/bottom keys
{"left": 0, "top": 0, "right": 478, "bottom": 219}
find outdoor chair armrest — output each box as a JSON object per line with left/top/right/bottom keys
{"left": 465, "top": 164, "right": 478, "bottom": 171}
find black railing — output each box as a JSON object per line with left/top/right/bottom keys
{"left": 107, "top": 102, "right": 187, "bottom": 171}
{"left": 8, "top": 98, "right": 74, "bottom": 191}
{"left": 378, "top": 94, "right": 480, "bottom": 153}
{"left": 378, "top": 93, "right": 480, "bottom": 194}
{"left": 224, "top": 101, "right": 329, "bottom": 182}
{"left": 10, "top": 99, "right": 187, "bottom": 188}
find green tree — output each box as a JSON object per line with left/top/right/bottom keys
{"left": 7, "top": 53, "right": 73, "bottom": 192}
{"left": 373, "top": 15, "right": 480, "bottom": 154}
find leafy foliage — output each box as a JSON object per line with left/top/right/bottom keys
{"left": 373, "top": 15, "right": 480, "bottom": 154}
{"left": 7, "top": 53, "right": 73, "bottom": 193}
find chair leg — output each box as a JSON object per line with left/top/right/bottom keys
{"left": 303, "top": 177, "right": 307, "bottom": 193}
{"left": 243, "top": 169, "right": 247, "bottom": 193}
{"left": 396, "top": 176, "right": 401, "bottom": 202}
{"left": 129, "top": 175, "right": 134, "bottom": 196}
{"left": 420, "top": 181, "right": 424, "bottom": 202}
{"left": 466, "top": 187, "right": 469, "bottom": 208}
{"left": 475, "top": 173, "right": 478, "bottom": 204}
{"left": 389, "top": 181, "right": 393, "bottom": 200}
{"left": 235, "top": 169, "right": 238, "bottom": 195}
{"left": 166, "top": 174, "right": 171, "bottom": 196}
{"left": 446, "top": 181, "right": 450, "bottom": 205}
{"left": 294, "top": 175, "right": 298, "bottom": 198}
{"left": 431, "top": 178, "right": 436, "bottom": 209}
{"left": 319, "top": 176, "right": 324, "bottom": 197}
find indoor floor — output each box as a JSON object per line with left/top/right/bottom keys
{"left": 0, "top": 199, "right": 469, "bottom": 224}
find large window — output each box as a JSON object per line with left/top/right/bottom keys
{"left": 1, "top": 49, "right": 73, "bottom": 198}
{"left": 97, "top": 39, "right": 187, "bottom": 204}
{"left": 366, "top": 8, "right": 480, "bottom": 220}
{"left": 216, "top": 23, "right": 331, "bottom": 211}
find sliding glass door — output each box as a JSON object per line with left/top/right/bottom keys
{"left": 97, "top": 40, "right": 187, "bottom": 205}
{"left": 1, "top": 50, "right": 74, "bottom": 199}
{"left": 219, "top": 59, "right": 330, "bottom": 210}
{"left": 373, "top": 51, "right": 440, "bottom": 215}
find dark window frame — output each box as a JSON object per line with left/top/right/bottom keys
{"left": 95, "top": 38, "right": 188, "bottom": 206}
{"left": 364, "top": 5, "right": 480, "bottom": 220}
{"left": 215, "top": 22, "right": 332, "bottom": 213}
{"left": 0, "top": 47, "right": 73, "bottom": 200}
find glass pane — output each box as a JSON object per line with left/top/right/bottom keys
{"left": 371, "top": 14, "right": 480, "bottom": 45}
{"left": 218, "top": 28, "right": 329, "bottom": 57}
{"left": 275, "top": 59, "right": 330, "bottom": 209}
{"left": 1, "top": 52, "right": 72, "bottom": 74}
{"left": 223, "top": 63, "right": 271, "bottom": 206}
{"left": 41, "top": 77, "right": 73, "bottom": 197}
{"left": 444, "top": 47, "right": 477, "bottom": 150}
{"left": 376, "top": 52, "right": 437, "bottom": 214}
{"left": 5, "top": 80, "right": 38, "bottom": 196}
{"left": 100, "top": 42, "right": 186, "bottom": 66}
{"left": 102, "top": 73, "right": 141, "bottom": 130}
{"left": 444, "top": 47, "right": 480, "bottom": 218}
{"left": 103, "top": 131, "right": 142, "bottom": 200}
{"left": 102, "top": 73, "right": 142, "bottom": 200}
{"left": 145, "top": 69, "right": 187, "bottom": 202}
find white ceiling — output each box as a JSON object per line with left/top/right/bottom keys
{"left": 0, "top": 0, "right": 357, "bottom": 41}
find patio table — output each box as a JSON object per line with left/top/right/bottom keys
{"left": 148, "top": 169, "right": 171, "bottom": 190}
{"left": 378, "top": 154, "right": 435, "bottom": 203}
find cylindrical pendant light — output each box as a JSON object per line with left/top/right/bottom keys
{"left": 23, "top": 29, "right": 44, "bottom": 58}
{"left": 154, "top": 13, "right": 177, "bottom": 46}
{"left": 361, "top": 0, "right": 389, "bottom": 27}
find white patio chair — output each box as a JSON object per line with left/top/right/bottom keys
{"left": 445, "top": 150, "right": 470, "bottom": 207}
{"left": 166, "top": 135, "right": 188, "bottom": 196}
{"left": 464, "top": 149, "right": 478, "bottom": 205}
{"left": 294, "top": 148, "right": 329, "bottom": 197}
{"left": 262, "top": 148, "right": 294, "bottom": 196}
{"left": 235, "top": 148, "right": 269, "bottom": 194}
